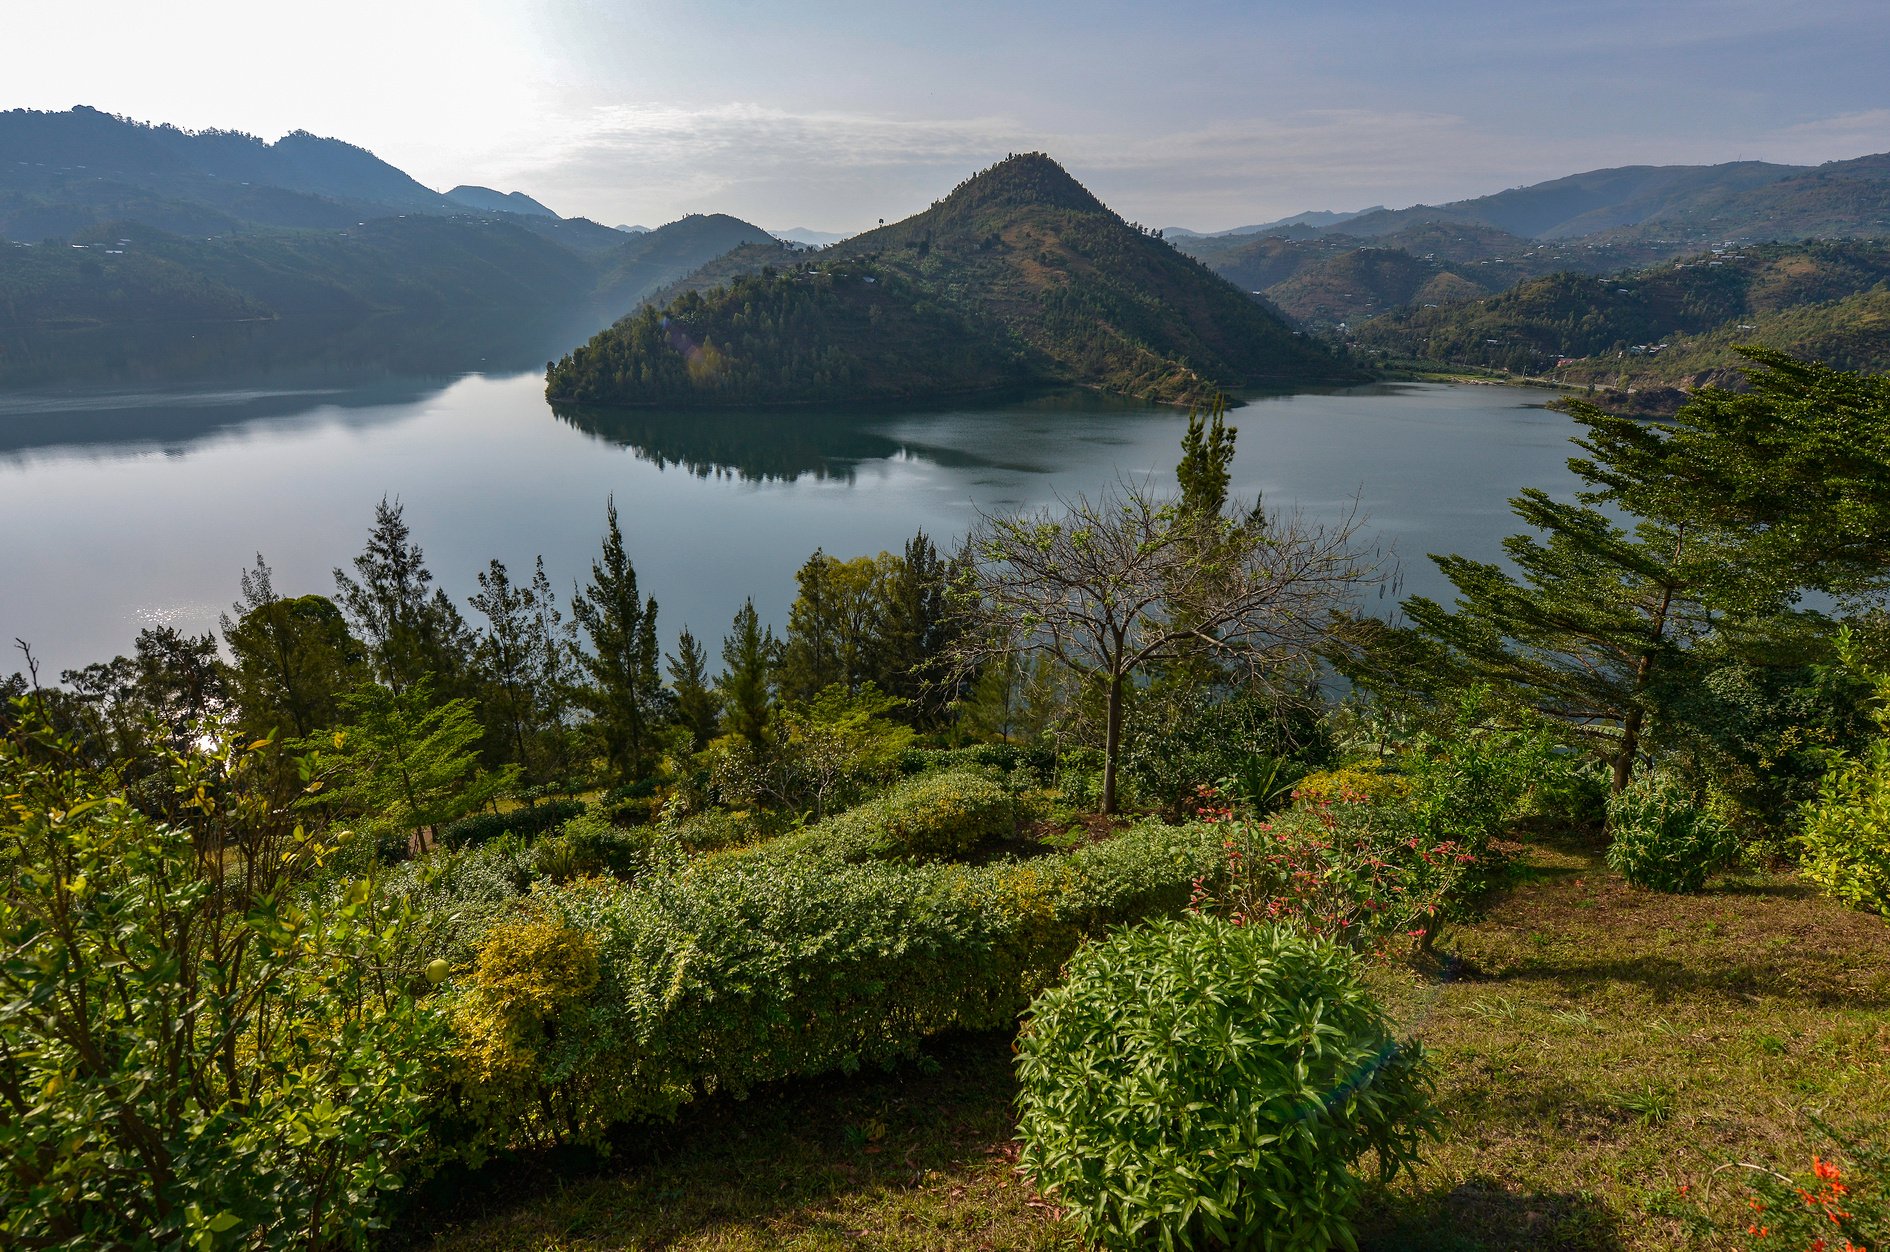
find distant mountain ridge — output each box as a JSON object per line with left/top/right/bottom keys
{"left": 0, "top": 107, "right": 779, "bottom": 357}
{"left": 547, "top": 153, "right": 1357, "bottom": 408}
{"left": 445, "top": 185, "right": 558, "bottom": 218}
{"left": 1170, "top": 152, "right": 1890, "bottom": 329}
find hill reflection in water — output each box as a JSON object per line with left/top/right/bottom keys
{"left": 551, "top": 387, "right": 1152, "bottom": 484}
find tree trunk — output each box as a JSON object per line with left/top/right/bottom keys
{"left": 1611, "top": 526, "right": 1684, "bottom": 796}
{"left": 1102, "top": 671, "right": 1124, "bottom": 816}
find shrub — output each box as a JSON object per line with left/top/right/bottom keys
{"left": 899, "top": 743, "right": 1056, "bottom": 782}
{"left": 438, "top": 799, "right": 586, "bottom": 851}
{"left": 1120, "top": 687, "right": 1332, "bottom": 820}
{"left": 1606, "top": 771, "right": 1737, "bottom": 892}
{"left": 0, "top": 709, "right": 442, "bottom": 1249}
{"left": 531, "top": 811, "right": 664, "bottom": 882}
{"left": 664, "top": 809, "right": 757, "bottom": 853}
{"left": 1210, "top": 795, "right": 1475, "bottom": 955}
{"left": 719, "top": 767, "right": 1019, "bottom": 867}
{"left": 1015, "top": 916, "right": 1434, "bottom": 1252}
{"left": 874, "top": 767, "right": 1018, "bottom": 856}
{"left": 439, "top": 820, "right": 1226, "bottom": 1153}
{"left": 1292, "top": 764, "right": 1409, "bottom": 806}
{"left": 1798, "top": 735, "right": 1890, "bottom": 913}
{"left": 1722, "top": 1118, "right": 1889, "bottom": 1250}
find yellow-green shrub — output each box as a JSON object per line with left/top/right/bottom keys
{"left": 1292, "top": 764, "right": 1409, "bottom": 806}
{"left": 1799, "top": 737, "right": 1890, "bottom": 914}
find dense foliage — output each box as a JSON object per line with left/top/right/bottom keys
{"left": 1015, "top": 917, "right": 1434, "bottom": 1252}
{"left": 547, "top": 261, "right": 1038, "bottom": 407}
{"left": 1353, "top": 239, "right": 1890, "bottom": 380}
{"left": 0, "top": 705, "right": 440, "bottom": 1250}
{"left": 1603, "top": 771, "right": 1737, "bottom": 892}
{"left": 441, "top": 818, "right": 1227, "bottom": 1153}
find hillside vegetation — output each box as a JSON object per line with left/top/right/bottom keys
{"left": 548, "top": 260, "right": 1037, "bottom": 407}
{"left": 551, "top": 154, "right": 1357, "bottom": 408}
{"left": 1350, "top": 238, "right": 1890, "bottom": 378}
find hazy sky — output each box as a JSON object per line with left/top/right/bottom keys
{"left": 6, "top": 0, "right": 1886, "bottom": 231}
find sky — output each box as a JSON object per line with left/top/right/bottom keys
{"left": 4, "top": 0, "right": 1887, "bottom": 232}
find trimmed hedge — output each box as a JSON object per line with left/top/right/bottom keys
{"left": 441, "top": 820, "right": 1226, "bottom": 1152}
{"left": 438, "top": 799, "right": 586, "bottom": 851}
{"left": 717, "top": 767, "right": 1021, "bottom": 867}
{"left": 899, "top": 743, "right": 1056, "bottom": 781}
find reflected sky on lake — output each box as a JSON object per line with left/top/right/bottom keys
{"left": 1, "top": 371, "right": 1583, "bottom": 678}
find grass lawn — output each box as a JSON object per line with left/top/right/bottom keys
{"left": 400, "top": 825, "right": 1890, "bottom": 1251}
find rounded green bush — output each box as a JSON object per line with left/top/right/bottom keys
{"left": 1605, "top": 772, "right": 1736, "bottom": 893}
{"left": 877, "top": 768, "right": 1015, "bottom": 856}
{"left": 1015, "top": 916, "right": 1435, "bottom": 1251}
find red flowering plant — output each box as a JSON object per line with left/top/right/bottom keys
{"left": 1187, "top": 782, "right": 1475, "bottom": 958}
{"left": 1716, "top": 1121, "right": 1889, "bottom": 1252}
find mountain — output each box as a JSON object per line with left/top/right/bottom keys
{"left": 615, "top": 224, "right": 652, "bottom": 234}
{"left": 1350, "top": 239, "right": 1890, "bottom": 383}
{"left": 0, "top": 106, "right": 455, "bottom": 218}
{"left": 592, "top": 213, "right": 780, "bottom": 311}
{"left": 445, "top": 185, "right": 558, "bottom": 217}
{"left": 0, "top": 108, "right": 779, "bottom": 359}
{"left": 548, "top": 153, "right": 1357, "bottom": 409}
{"left": 1329, "top": 161, "right": 1810, "bottom": 240}
{"left": 1165, "top": 208, "right": 1386, "bottom": 238}
{"left": 770, "top": 227, "right": 850, "bottom": 247}
{"left": 547, "top": 259, "right": 1040, "bottom": 408}
{"left": 1166, "top": 155, "right": 1889, "bottom": 330}
{"left": 1172, "top": 221, "right": 1655, "bottom": 327}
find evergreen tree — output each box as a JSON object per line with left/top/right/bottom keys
{"left": 570, "top": 498, "right": 667, "bottom": 780}
{"left": 1177, "top": 393, "right": 1237, "bottom": 518}
{"left": 468, "top": 557, "right": 549, "bottom": 779}
{"left": 666, "top": 626, "right": 721, "bottom": 752}
{"left": 332, "top": 498, "right": 471, "bottom": 693}
{"left": 870, "top": 532, "right": 966, "bottom": 729}
{"left": 778, "top": 550, "right": 891, "bottom": 704}
{"left": 1368, "top": 353, "right": 1890, "bottom": 796}
{"left": 717, "top": 599, "right": 777, "bottom": 750}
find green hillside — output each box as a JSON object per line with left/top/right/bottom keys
{"left": 821, "top": 154, "right": 1353, "bottom": 400}
{"left": 549, "top": 154, "right": 1356, "bottom": 408}
{"left": 1350, "top": 239, "right": 1890, "bottom": 375}
{"left": 546, "top": 259, "right": 1038, "bottom": 407}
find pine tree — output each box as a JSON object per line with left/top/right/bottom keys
{"left": 666, "top": 627, "right": 721, "bottom": 752}
{"left": 333, "top": 498, "right": 470, "bottom": 694}
{"left": 717, "top": 599, "right": 777, "bottom": 750}
{"left": 570, "top": 498, "right": 667, "bottom": 781}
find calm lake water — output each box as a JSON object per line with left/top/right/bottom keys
{"left": 0, "top": 362, "right": 1585, "bottom": 679}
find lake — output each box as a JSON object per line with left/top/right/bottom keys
{"left": 1, "top": 357, "right": 1585, "bottom": 679}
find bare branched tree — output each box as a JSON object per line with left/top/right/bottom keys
{"left": 951, "top": 479, "right": 1377, "bottom": 813}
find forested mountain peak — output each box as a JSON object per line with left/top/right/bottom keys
{"left": 550, "top": 152, "right": 1357, "bottom": 408}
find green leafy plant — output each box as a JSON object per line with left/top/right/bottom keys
{"left": 1204, "top": 795, "right": 1476, "bottom": 957}
{"left": 0, "top": 700, "right": 442, "bottom": 1249}
{"left": 1605, "top": 770, "right": 1737, "bottom": 892}
{"left": 439, "top": 819, "right": 1227, "bottom": 1155}
{"left": 1014, "top": 916, "right": 1434, "bottom": 1251}
{"left": 1797, "top": 640, "right": 1890, "bottom": 913}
